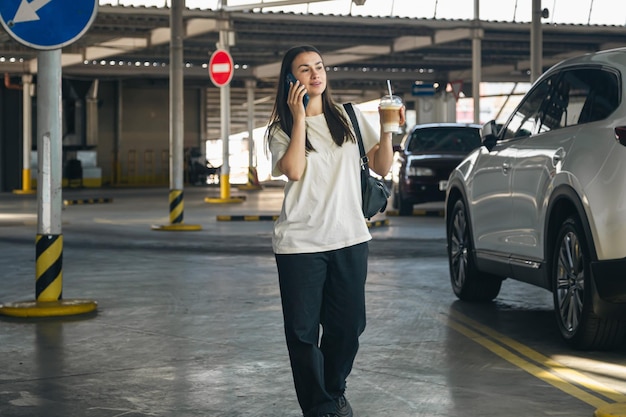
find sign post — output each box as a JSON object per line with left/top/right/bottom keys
{"left": 0, "top": 0, "right": 98, "bottom": 318}
{"left": 205, "top": 47, "right": 244, "bottom": 204}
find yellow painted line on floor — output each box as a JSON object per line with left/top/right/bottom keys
{"left": 444, "top": 310, "right": 626, "bottom": 411}
{"left": 367, "top": 219, "right": 389, "bottom": 228}
{"left": 451, "top": 312, "right": 626, "bottom": 403}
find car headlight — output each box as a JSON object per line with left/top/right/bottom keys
{"left": 407, "top": 167, "right": 435, "bottom": 176}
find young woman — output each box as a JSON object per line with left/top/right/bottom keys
{"left": 266, "top": 45, "right": 405, "bottom": 417}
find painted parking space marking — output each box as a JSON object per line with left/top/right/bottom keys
{"left": 445, "top": 310, "right": 626, "bottom": 411}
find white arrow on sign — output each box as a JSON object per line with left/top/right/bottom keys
{"left": 13, "top": 0, "right": 53, "bottom": 24}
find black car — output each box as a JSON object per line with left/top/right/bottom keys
{"left": 391, "top": 123, "right": 482, "bottom": 215}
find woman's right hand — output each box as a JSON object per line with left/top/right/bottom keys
{"left": 278, "top": 79, "right": 308, "bottom": 181}
{"left": 287, "top": 80, "right": 308, "bottom": 117}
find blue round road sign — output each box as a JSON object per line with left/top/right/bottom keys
{"left": 0, "top": 0, "right": 98, "bottom": 50}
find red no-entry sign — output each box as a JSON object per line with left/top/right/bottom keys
{"left": 209, "top": 49, "right": 234, "bottom": 87}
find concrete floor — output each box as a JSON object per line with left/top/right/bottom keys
{"left": 1, "top": 185, "right": 624, "bottom": 417}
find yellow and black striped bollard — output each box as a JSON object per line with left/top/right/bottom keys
{"left": 151, "top": 189, "right": 201, "bottom": 231}
{"left": 169, "top": 189, "right": 184, "bottom": 224}
{"left": 36, "top": 234, "right": 63, "bottom": 302}
{"left": 0, "top": 234, "right": 97, "bottom": 318}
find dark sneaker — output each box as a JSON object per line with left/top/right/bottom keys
{"left": 335, "top": 395, "right": 353, "bottom": 417}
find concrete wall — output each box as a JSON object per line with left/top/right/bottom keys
{"left": 97, "top": 80, "right": 202, "bottom": 186}
{"left": 0, "top": 80, "right": 203, "bottom": 191}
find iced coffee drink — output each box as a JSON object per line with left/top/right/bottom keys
{"left": 380, "top": 95, "right": 403, "bottom": 132}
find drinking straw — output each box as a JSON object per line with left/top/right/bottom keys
{"left": 387, "top": 79, "right": 393, "bottom": 97}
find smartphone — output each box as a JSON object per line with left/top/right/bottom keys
{"left": 285, "top": 73, "right": 309, "bottom": 108}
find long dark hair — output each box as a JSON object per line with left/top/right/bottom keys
{"left": 265, "top": 45, "right": 355, "bottom": 154}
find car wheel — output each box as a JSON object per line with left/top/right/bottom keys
{"left": 447, "top": 198, "right": 502, "bottom": 302}
{"left": 552, "top": 216, "right": 626, "bottom": 350}
{"left": 398, "top": 192, "right": 413, "bottom": 216}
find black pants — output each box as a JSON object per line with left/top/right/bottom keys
{"left": 275, "top": 242, "right": 368, "bottom": 417}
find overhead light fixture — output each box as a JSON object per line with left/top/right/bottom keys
{"left": 352, "top": 0, "right": 366, "bottom": 5}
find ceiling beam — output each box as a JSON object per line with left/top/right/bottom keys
{"left": 253, "top": 27, "right": 479, "bottom": 81}
{"left": 393, "top": 36, "right": 432, "bottom": 52}
{"left": 221, "top": 0, "right": 333, "bottom": 12}
{"left": 19, "top": 18, "right": 219, "bottom": 74}
{"left": 253, "top": 44, "right": 392, "bottom": 79}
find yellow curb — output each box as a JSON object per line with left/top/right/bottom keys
{"left": 204, "top": 197, "right": 246, "bottom": 204}
{"left": 367, "top": 218, "right": 390, "bottom": 228}
{"left": 151, "top": 223, "right": 202, "bottom": 231}
{"left": 0, "top": 299, "right": 98, "bottom": 318}
{"left": 595, "top": 403, "right": 626, "bottom": 417}
{"left": 63, "top": 197, "right": 114, "bottom": 206}
{"left": 237, "top": 184, "right": 263, "bottom": 191}
{"left": 216, "top": 215, "right": 279, "bottom": 221}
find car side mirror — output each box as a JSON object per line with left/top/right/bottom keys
{"left": 481, "top": 120, "right": 499, "bottom": 150}
{"left": 615, "top": 126, "right": 626, "bottom": 146}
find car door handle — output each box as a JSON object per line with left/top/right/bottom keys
{"left": 502, "top": 162, "right": 511, "bottom": 174}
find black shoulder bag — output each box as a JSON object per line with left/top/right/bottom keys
{"left": 343, "top": 103, "right": 391, "bottom": 219}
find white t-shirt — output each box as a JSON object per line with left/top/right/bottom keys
{"left": 269, "top": 104, "right": 379, "bottom": 254}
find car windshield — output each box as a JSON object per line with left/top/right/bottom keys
{"left": 407, "top": 127, "right": 481, "bottom": 153}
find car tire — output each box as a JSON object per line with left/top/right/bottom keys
{"left": 398, "top": 192, "right": 413, "bottom": 216}
{"left": 447, "top": 198, "right": 502, "bottom": 302}
{"left": 552, "top": 216, "right": 626, "bottom": 350}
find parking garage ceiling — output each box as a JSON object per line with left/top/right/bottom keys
{"left": 1, "top": 4, "right": 626, "bottom": 138}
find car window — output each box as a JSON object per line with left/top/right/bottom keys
{"left": 501, "top": 75, "right": 554, "bottom": 140}
{"left": 407, "top": 127, "right": 481, "bottom": 153}
{"left": 537, "top": 74, "right": 572, "bottom": 132}
{"left": 502, "top": 67, "right": 620, "bottom": 141}
{"left": 576, "top": 68, "right": 620, "bottom": 123}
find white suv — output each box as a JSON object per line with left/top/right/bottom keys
{"left": 445, "top": 47, "right": 626, "bottom": 350}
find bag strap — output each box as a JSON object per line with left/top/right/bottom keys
{"left": 343, "top": 103, "right": 369, "bottom": 192}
